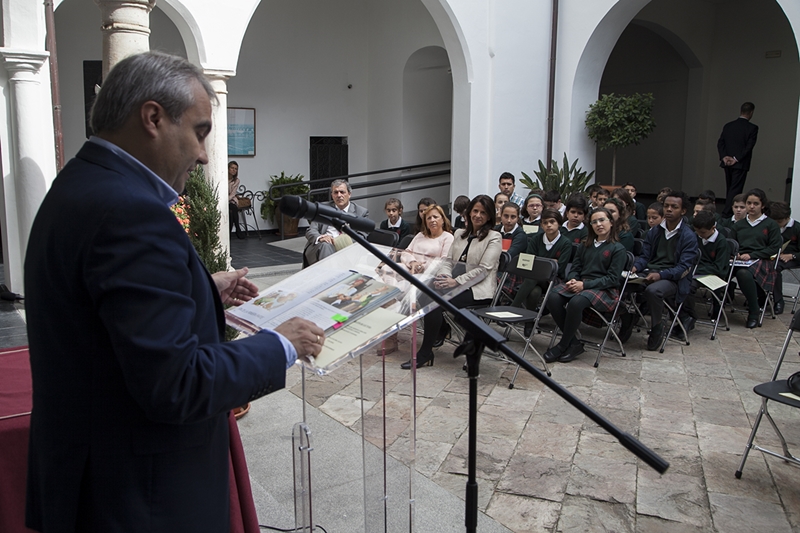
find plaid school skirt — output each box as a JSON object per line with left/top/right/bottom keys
{"left": 735, "top": 259, "right": 776, "bottom": 294}
{"left": 554, "top": 283, "right": 620, "bottom": 325}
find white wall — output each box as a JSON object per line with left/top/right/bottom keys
{"left": 54, "top": 1, "right": 187, "bottom": 161}
{"left": 487, "top": 0, "right": 552, "bottom": 190}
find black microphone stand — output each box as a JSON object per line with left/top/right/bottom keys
{"left": 314, "top": 214, "right": 668, "bottom": 533}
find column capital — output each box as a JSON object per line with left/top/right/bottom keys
{"left": 0, "top": 49, "right": 49, "bottom": 76}
{"left": 203, "top": 68, "right": 235, "bottom": 82}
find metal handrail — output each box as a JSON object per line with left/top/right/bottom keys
{"left": 267, "top": 160, "right": 450, "bottom": 200}
{"left": 267, "top": 160, "right": 451, "bottom": 239}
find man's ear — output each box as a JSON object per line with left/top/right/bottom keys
{"left": 139, "top": 100, "right": 166, "bottom": 139}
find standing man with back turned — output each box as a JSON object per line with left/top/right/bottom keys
{"left": 24, "top": 51, "right": 325, "bottom": 532}
{"left": 718, "top": 102, "right": 758, "bottom": 217}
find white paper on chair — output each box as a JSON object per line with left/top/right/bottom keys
{"left": 486, "top": 311, "right": 523, "bottom": 319}
{"left": 517, "top": 253, "right": 535, "bottom": 271}
{"left": 695, "top": 274, "right": 727, "bottom": 291}
{"left": 780, "top": 391, "right": 800, "bottom": 402}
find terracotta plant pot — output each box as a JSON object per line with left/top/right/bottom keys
{"left": 280, "top": 212, "right": 299, "bottom": 237}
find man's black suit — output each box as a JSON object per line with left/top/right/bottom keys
{"left": 718, "top": 116, "right": 758, "bottom": 217}
{"left": 24, "top": 141, "right": 288, "bottom": 532}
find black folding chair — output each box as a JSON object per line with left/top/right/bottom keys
{"left": 443, "top": 252, "right": 512, "bottom": 348}
{"left": 367, "top": 229, "right": 399, "bottom": 248}
{"left": 694, "top": 238, "right": 738, "bottom": 340}
{"left": 735, "top": 312, "right": 800, "bottom": 478}
{"left": 758, "top": 243, "right": 789, "bottom": 326}
{"left": 659, "top": 257, "right": 700, "bottom": 352}
{"left": 472, "top": 256, "right": 559, "bottom": 384}
{"left": 548, "top": 252, "right": 636, "bottom": 368}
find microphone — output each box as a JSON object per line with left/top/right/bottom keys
{"left": 279, "top": 195, "right": 375, "bottom": 234}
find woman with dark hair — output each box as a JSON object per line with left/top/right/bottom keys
{"left": 543, "top": 207, "right": 626, "bottom": 363}
{"left": 603, "top": 197, "right": 634, "bottom": 252}
{"left": 731, "top": 188, "right": 782, "bottom": 328}
{"left": 612, "top": 187, "right": 641, "bottom": 235}
{"left": 414, "top": 197, "right": 437, "bottom": 234}
{"left": 401, "top": 195, "right": 502, "bottom": 369}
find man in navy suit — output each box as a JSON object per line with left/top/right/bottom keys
{"left": 718, "top": 102, "right": 758, "bottom": 217}
{"left": 24, "top": 51, "right": 325, "bottom": 532}
{"left": 303, "top": 179, "right": 370, "bottom": 265}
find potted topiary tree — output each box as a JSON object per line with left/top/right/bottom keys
{"left": 261, "top": 172, "right": 310, "bottom": 238}
{"left": 585, "top": 92, "right": 656, "bottom": 187}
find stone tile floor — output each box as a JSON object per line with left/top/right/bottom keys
{"left": 284, "top": 308, "right": 800, "bottom": 532}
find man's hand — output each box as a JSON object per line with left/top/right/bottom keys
{"left": 212, "top": 267, "right": 259, "bottom": 306}
{"left": 645, "top": 272, "right": 661, "bottom": 282}
{"left": 275, "top": 318, "right": 325, "bottom": 359}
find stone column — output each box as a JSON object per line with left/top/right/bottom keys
{"left": 94, "top": 0, "right": 155, "bottom": 78}
{"left": 0, "top": 49, "right": 53, "bottom": 291}
{"left": 204, "top": 70, "right": 235, "bottom": 268}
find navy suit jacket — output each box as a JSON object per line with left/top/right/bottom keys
{"left": 717, "top": 117, "right": 758, "bottom": 171}
{"left": 25, "top": 141, "right": 288, "bottom": 532}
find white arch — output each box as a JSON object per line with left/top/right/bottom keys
{"left": 776, "top": 0, "right": 800, "bottom": 212}
{"left": 153, "top": 0, "right": 262, "bottom": 73}
{"left": 419, "top": 0, "right": 481, "bottom": 198}
{"left": 563, "top": 0, "right": 800, "bottom": 202}
{"left": 562, "top": 0, "right": 650, "bottom": 179}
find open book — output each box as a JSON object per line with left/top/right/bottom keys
{"left": 226, "top": 268, "right": 402, "bottom": 337}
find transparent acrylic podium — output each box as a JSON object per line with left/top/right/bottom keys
{"left": 271, "top": 242, "right": 485, "bottom": 533}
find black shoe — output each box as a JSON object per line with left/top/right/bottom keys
{"left": 432, "top": 324, "right": 451, "bottom": 348}
{"left": 672, "top": 316, "right": 695, "bottom": 341}
{"left": 558, "top": 341, "right": 585, "bottom": 363}
{"left": 523, "top": 322, "right": 534, "bottom": 338}
{"left": 745, "top": 315, "right": 758, "bottom": 329}
{"left": 401, "top": 351, "right": 434, "bottom": 369}
{"left": 775, "top": 300, "right": 785, "bottom": 315}
{"left": 647, "top": 323, "right": 664, "bottom": 351}
{"left": 543, "top": 345, "right": 563, "bottom": 364}
{"left": 618, "top": 312, "right": 635, "bottom": 344}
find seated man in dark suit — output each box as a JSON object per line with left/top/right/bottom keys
{"left": 24, "top": 51, "right": 325, "bottom": 533}
{"left": 304, "top": 179, "right": 370, "bottom": 265}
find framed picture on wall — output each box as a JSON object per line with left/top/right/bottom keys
{"left": 227, "top": 107, "right": 256, "bottom": 156}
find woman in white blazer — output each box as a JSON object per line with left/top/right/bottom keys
{"left": 401, "top": 195, "right": 503, "bottom": 369}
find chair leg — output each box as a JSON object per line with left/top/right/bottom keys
{"left": 763, "top": 403, "right": 797, "bottom": 461}
{"left": 659, "top": 304, "right": 686, "bottom": 353}
{"left": 249, "top": 207, "right": 262, "bottom": 240}
{"left": 735, "top": 398, "right": 767, "bottom": 479}
{"left": 758, "top": 295, "right": 772, "bottom": 327}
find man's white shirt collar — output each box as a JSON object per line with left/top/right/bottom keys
{"left": 660, "top": 219, "right": 682, "bottom": 239}
{"left": 544, "top": 231, "right": 560, "bottom": 250}
{"left": 702, "top": 229, "right": 719, "bottom": 245}
{"left": 563, "top": 221, "right": 585, "bottom": 230}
